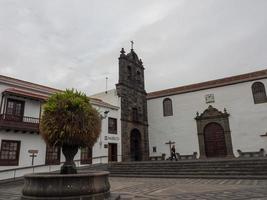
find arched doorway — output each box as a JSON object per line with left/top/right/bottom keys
{"left": 204, "top": 122, "right": 227, "bottom": 157}
{"left": 130, "top": 129, "right": 141, "bottom": 161}
{"left": 195, "top": 105, "right": 234, "bottom": 159}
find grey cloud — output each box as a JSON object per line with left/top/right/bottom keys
{"left": 0, "top": 0, "right": 266, "bottom": 95}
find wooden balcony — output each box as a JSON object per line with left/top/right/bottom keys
{"left": 0, "top": 114, "right": 40, "bottom": 133}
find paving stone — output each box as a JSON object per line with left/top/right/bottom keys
{"left": 0, "top": 177, "right": 267, "bottom": 199}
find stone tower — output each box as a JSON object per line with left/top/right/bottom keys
{"left": 116, "top": 47, "right": 149, "bottom": 161}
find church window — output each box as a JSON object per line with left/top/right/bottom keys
{"left": 127, "top": 66, "right": 132, "bottom": 80}
{"left": 132, "top": 108, "right": 138, "bottom": 121}
{"left": 163, "top": 98, "right": 173, "bottom": 116}
{"left": 252, "top": 82, "right": 267, "bottom": 104}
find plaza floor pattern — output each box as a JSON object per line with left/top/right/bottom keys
{"left": 0, "top": 178, "right": 267, "bottom": 200}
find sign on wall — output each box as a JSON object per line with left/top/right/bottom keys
{"left": 205, "top": 94, "right": 215, "bottom": 103}
{"left": 104, "top": 136, "right": 120, "bottom": 141}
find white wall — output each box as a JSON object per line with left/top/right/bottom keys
{"left": 148, "top": 79, "right": 267, "bottom": 158}
{"left": 91, "top": 105, "right": 122, "bottom": 163}
{"left": 91, "top": 89, "right": 120, "bottom": 107}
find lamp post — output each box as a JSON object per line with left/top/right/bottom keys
{"left": 99, "top": 110, "right": 109, "bottom": 147}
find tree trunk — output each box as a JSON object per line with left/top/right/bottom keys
{"left": 61, "top": 144, "right": 79, "bottom": 174}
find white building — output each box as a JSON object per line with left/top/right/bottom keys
{"left": 148, "top": 69, "right": 267, "bottom": 159}
{"left": 0, "top": 75, "right": 121, "bottom": 180}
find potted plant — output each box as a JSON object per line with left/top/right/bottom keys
{"left": 40, "top": 89, "right": 101, "bottom": 174}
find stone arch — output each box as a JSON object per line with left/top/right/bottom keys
{"left": 130, "top": 128, "right": 142, "bottom": 161}
{"left": 195, "top": 105, "right": 234, "bottom": 159}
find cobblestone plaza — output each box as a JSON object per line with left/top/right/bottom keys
{"left": 1, "top": 177, "right": 267, "bottom": 200}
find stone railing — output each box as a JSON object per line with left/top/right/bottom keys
{"left": 237, "top": 148, "right": 266, "bottom": 158}
{"left": 176, "top": 152, "right": 198, "bottom": 160}
{"left": 149, "top": 153, "right": 166, "bottom": 161}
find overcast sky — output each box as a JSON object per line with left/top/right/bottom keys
{"left": 0, "top": 0, "right": 266, "bottom": 95}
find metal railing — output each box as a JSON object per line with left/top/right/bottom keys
{"left": 0, "top": 114, "right": 39, "bottom": 123}
{"left": 0, "top": 155, "right": 119, "bottom": 181}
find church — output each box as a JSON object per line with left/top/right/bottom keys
{"left": 0, "top": 46, "right": 267, "bottom": 180}
{"left": 92, "top": 47, "right": 267, "bottom": 161}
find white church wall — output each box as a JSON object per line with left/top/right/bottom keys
{"left": 148, "top": 79, "right": 267, "bottom": 158}
{"left": 90, "top": 89, "right": 120, "bottom": 107}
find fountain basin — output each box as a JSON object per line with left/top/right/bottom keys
{"left": 21, "top": 171, "right": 119, "bottom": 200}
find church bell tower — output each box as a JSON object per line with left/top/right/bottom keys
{"left": 116, "top": 46, "right": 149, "bottom": 161}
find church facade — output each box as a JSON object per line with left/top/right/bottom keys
{"left": 148, "top": 70, "right": 267, "bottom": 158}
{"left": 93, "top": 48, "right": 267, "bottom": 160}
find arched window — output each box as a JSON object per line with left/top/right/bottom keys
{"left": 252, "top": 82, "right": 267, "bottom": 104}
{"left": 163, "top": 98, "right": 173, "bottom": 116}
{"left": 127, "top": 66, "right": 132, "bottom": 80}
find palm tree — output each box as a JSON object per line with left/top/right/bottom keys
{"left": 40, "top": 89, "right": 101, "bottom": 174}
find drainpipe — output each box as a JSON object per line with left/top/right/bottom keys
{"left": 0, "top": 93, "right": 4, "bottom": 115}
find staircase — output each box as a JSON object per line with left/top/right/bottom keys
{"left": 107, "top": 158, "right": 267, "bottom": 179}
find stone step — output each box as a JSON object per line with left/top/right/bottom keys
{"left": 109, "top": 174, "right": 267, "bottom": 179}
{"left": 110, "top": 170, "right": 267, "bottom": 175}
{"left": 111, "top": 160, "right": 267, "bottom": 166}
{"left": 107, "top": 159, "right": 267, "bottom": 179}
{"left": 109, "top": 168, "right": 267, "bottom": 172}
{"left": 110, "top": 164, "right": 267, "bottom": 169}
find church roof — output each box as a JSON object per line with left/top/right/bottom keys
{"left": 147, "top": 69, "right": 267, "bottom": 99}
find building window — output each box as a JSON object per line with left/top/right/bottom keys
{"left": 132, "top": 108, "right": 138, "bottom": 121}
{"left": 252, "top": 82, "right": 267, "bottom": 104}
{"left": 80, "top": 147, "right": 92, "bottom": 164}
{"left": 108, "top": 118, "right": 117, "bottom": 134}
{"left": 5, "top": 99, "right": 24, "bottom": 121}
{"left": 137, "top": 71, "right": 141, "bottom": 83}
{"left": 0, "top": 140, "right": 20, "bottom": 166}
{"left": 45, "top": 146, "right": 60, "bottom": 165}
{"left": 127, "top": 66, "right": 132, "bottom": 80}
{"left": 163, "top": 98, "right": 173, "bottom": 116}
{"left": 152, "top": 146, "right": 157, "bottom": 153}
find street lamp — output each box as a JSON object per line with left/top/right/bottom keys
{"left": 99, "top": 110, "right": 109, "bottom": 146}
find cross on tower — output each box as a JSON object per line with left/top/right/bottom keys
{"left": 130, "top": 40, "right": 134, "bottom": 50}
{"left": 165, "top": 140, "right": 175, "bottom": 158}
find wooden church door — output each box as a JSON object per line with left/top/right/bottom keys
{"left": 204, "top": 122, "right": 227, "bottom": 157}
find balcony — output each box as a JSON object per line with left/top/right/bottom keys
{"left": 0, "top": 114, "right": 40, "bottom": 133}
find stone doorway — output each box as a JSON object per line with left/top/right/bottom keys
{"left": 195, "top": 105, "right": 234, "bottom": 159}
{"left": 130, "top": 129, "right": 142, "bottom": 161}
{"left": 204, "top": 122, "right": 227, "bottom": 157}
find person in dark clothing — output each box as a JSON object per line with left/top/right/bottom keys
{"left": 170, "top": 145, "right": 177, "bottom": 161}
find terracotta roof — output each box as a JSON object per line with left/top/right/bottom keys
{"left": 0, "top": 74, "right": 118, "bottom": 109}
{"left": 147, "top": 69, "right": 267, "bottom": 99}
{"left": 3, "top": 88, "right": 49, "bottom": 101}
{"left": 0, "top": 75, "right": 61, "bottom": 95}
